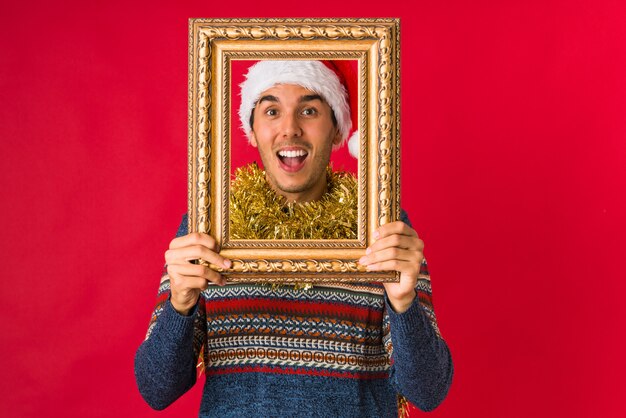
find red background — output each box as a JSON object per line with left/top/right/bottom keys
{"left": 2, "top": 1, "right": 625, "bottom": 417}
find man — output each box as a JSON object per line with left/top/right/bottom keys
{"left": 135, "top": 60, "right": 453, "bottom": 417}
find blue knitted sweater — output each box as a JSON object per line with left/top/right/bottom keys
{"left": 135, "top": 212, "right": 453, "bottom": 417}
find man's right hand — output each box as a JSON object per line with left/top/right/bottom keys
{"left": 164, "top": 232, "right": 232, "bottom": 316}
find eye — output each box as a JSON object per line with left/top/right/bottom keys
{"left": 301, "top": 107, "right": 318, "bottom": 116}
{"left": 264, "top": 108, "right": 278, "bottom": 117}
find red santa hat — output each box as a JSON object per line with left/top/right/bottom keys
{"left": 238, "top": 60, "right": 359, "bottom": 157}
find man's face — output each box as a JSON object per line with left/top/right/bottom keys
{"left": 249, "top": 84, "right": 342, "bottom": 202}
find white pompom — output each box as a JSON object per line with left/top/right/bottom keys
{"left": 347, "top": 131, "right": 359, "bottom": 158}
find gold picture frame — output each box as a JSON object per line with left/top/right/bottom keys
{"left": 188, "top": 18, "right": 400, "bottom": 283}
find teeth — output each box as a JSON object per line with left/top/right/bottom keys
{"left": 278, "top": 149, "right": 307, "bottom": 158}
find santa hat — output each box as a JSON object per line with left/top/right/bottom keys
{"left": 238, "top": 60, "right": 359, "bottom": 157}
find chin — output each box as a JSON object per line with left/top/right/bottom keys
{"left": 277, "top": 182, "right": 309, "bottom": 194}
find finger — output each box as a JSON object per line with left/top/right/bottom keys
{"left": 168, "top": 270, "right": 212, "bottom": 290}
{"left": 367, "top": 234, "right": 424, "bottom": 254}
{"left": 364, "top": 259, "right": 419, "bottom": 276}
{"left": 359, "top": 247, "right": 422, "bottom": 266}
{"left": 168, "top": 263, "right": 223, "bottom": 282}
{"left": 375, "top": 221, "right": 418, "bottom": 240}
{"left": 165, "top": 244, "right": 231, "bottom": 269}
{"left": 169, "top": 232, "right": 219, "bottom": 251}
{"left": 167, "top": 264, "right": 225, "bottom": 284}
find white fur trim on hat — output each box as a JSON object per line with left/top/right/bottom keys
{"left": 239, "top": 61, "right": 352, "bottom": 148}
{"left": 347, "top": 131, "right": 359, "bottom": 158}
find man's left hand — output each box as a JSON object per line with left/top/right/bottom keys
{"left": 359, "top": 221, "right": 425, "bottom": 314}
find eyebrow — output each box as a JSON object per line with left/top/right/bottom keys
{"left": 257, "top": 95, "right": 279, "bottom": 105}
{"left": 300, "top": 94, "right": 324, "bottom": 103}
{"left": 256, "top": 94, "right": 324, "bottom": 106}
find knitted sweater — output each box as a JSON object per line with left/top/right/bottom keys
{"left": 135, "top": 212, "right": 453, "bottom": 417}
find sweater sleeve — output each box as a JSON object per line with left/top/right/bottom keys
{"left": 383, "top": 210, "right": 454, "bottom": 412}
{"left": 134, "top": 214, "right": 207, "bottom": 410}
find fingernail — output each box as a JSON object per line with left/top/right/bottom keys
{"left": 223, "top": 259, "right": 232, "bottom": 269}
{"left": 366, "top": 248, "right": 371, "bottom": 255}
{"left": 359, "top": 256, "right": 368, "bottom": 265}
{"left": 374, "top": 230, "right": 380, "bottom": 239}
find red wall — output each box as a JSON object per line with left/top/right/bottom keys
{"left": 1, "top": 1, "right": 625, "bottom": 417}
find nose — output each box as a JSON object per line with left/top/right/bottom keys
{"left": 280, "top": 113, "right": 302, "bottom": 138}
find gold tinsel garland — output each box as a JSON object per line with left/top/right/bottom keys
{"left": 229, "top": 163, "right": 358, "bottom": 240}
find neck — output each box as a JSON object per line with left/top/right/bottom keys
{"left": 268, "top": 174, "right": 328, "bottom": 203}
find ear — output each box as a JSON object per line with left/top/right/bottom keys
{"left": 248, "top": 131, "right": 258, "bottom": 148}
{"left": 331, "top": 128, "right": 342, "bottom": 146}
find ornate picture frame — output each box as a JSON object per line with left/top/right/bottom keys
{"left": 188, "top": 18, "right": 400, "bottom": 283}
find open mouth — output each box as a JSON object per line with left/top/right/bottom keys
{"left": 277, "top": 148, "right": 309, "bottom": 172}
